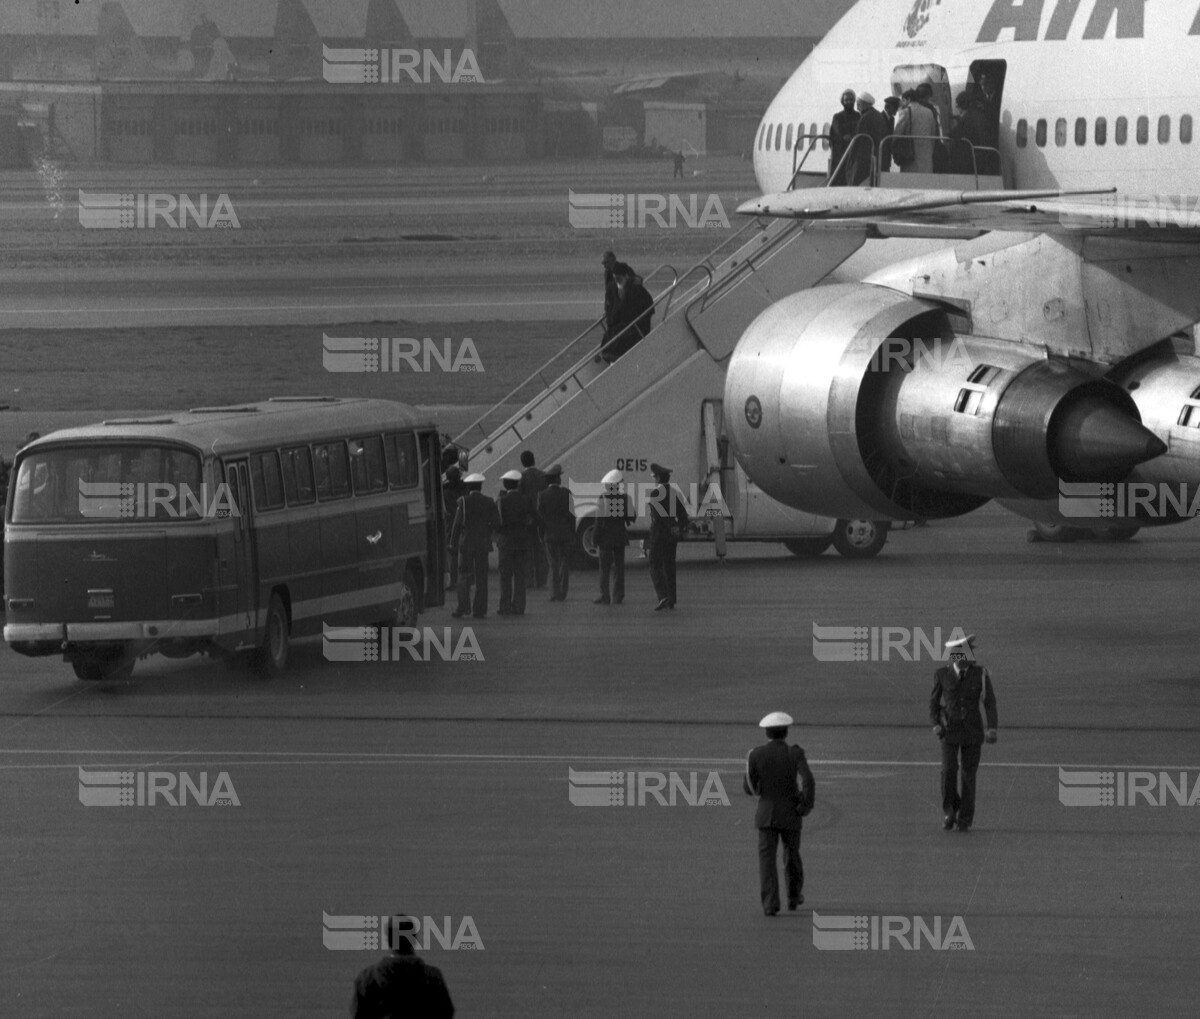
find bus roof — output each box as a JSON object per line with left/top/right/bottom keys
{"left": 19, "top": 398, "right": 433, "bottom": 456}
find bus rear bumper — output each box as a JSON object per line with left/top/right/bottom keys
{"left": 5, "top": 618, "right": 226, "bottom": 658}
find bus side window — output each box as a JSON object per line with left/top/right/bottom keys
{"left": 250, "top": 451, "right": 285, "bottom": 511}
{"left": 349, "top": 436, "right": 387, "bottom": 494}
{"left": 313, "top": 441, "right": 350, "bottom": 499}
{"left": 384, "top": 432, "right": 419, "bottom": 488}
{"left": 281, "top": 446, "right": 315, "bottom": 505}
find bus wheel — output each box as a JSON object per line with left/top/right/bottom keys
{"left": 784, "top": 537, "right": 832, "bottom": 557}
{"left": 255, "top": 594, "right": 290, "bottom": 677}
{"left": 395, "top": 569, "right": 419, "bottom": 628}
{"left": 831, "top": 519, "right": 889, "bottom": 559}
{"left": 72, "top": 653, "right": 134, "bottom": 682}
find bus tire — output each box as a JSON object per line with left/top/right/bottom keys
{"left": 72, "top": 652, "right": 134, "bottom": 682}
{"left": 396, "top": 568, "right": 419, "bottom": 628}
{"left": 255, "top": 594, "right": 290, "bottom": 677}
{"left": 784, "top": 537, "right": 832, "bottom": 557}
{"left": 831, "top": 519, "right": 889, "bottom": 559}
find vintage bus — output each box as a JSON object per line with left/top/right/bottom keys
{"left": 3, "top": 397, "right": 446, "bottom": 680}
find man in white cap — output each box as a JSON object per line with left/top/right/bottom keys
{"left": 592, "top": 468, "right": 634, "bottom": 605}
{"left": 930, "top": 634, "right": 998, "bottom": 831}
{"left": 743, "top": 711, "right": 815, "bottom": 916}
{"left": 450, "top": 473, "right": 499, "bottom": 619}
{"left": 496, "top": 469, "right": 533, "bottom": 615}
{"left": 853, "top": 91, "right": 889, "bottom": 185}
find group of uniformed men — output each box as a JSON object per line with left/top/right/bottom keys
{"left": 444, "top": 454, "right": 690, "bottom": 617}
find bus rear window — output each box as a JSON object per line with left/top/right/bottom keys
{"left": 10, "top": 444, "right": 203, "bottom": 523}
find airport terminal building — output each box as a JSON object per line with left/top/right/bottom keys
{"left": 0, "top": 0, "right": 803, "bottom": 165}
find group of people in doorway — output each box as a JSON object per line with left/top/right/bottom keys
{"left": 441, "top": 452, "right": 690, "bottom": 618}
{"left": 829, "top": 74, "right": 1001, "bottom": 184}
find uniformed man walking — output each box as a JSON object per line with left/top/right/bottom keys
{"left": 930, "top": 634, "right": 998, "bottom": 831}
{"left": 450, "top": 472, "right": 499, "bottom": 619}
{"left": 496, "top": 469, "right": 533, "bottom": 616}
{"left": 351, "top": 914, "right": 454, "bottom": 1019}
{"left": 593, "top": 468, "right": 634, "bottom": 605}
{"left": 744, "top": 711, "right": 815, "bottom": 916}
{"left": 537, "top": 463, "right": 575, "bottom": 601}
{"left": 646, "top": 462, "right": 689, "bottom": 611}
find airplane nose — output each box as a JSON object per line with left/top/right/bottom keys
{"left": 1051, "top": 396, "right": 1167, "bottom": 480}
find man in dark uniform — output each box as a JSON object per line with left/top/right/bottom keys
{"left": 518, "top": 450, "right": 549, "bottom": 588}
{"left": 744, "top": 711, "right": 815, "bottom": 916}
{"left": 351, "top": 914, "right": 454, "bottom": 1019}
{"left": 930, "top": 634, "right": 998, "bottom": 831}
{"left": 537, "top": 463, "right": 574, "bottom": 601}
{"left": 442, "top": 464, "right": 467, "bottom": 588}
{"left": 450, "top": 472, "right": 498, "bottom": 620}
{"left": 646, "top": 462, "right": 689, "bottom": 611}
{"left": 593, "top": 468, "right": 634, "bottom": 605}
{"left": 496, "top": 469, "right": 532, "bottom": 616}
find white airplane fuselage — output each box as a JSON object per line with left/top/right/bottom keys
{"left": 724, "top": 0, "right": 1200, "bottom": 532}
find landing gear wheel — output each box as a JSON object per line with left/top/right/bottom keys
{"left": 571, "top": 520, "right": 600, "bottom": 570}
{"left": 831, "top": 519, "right": 889, "bottom": 559}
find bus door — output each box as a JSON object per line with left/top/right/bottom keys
{"left": 221, "top": 459, "right": 257, "bottom": 640}
{"left": 419, "top": 429, "right": 445, "bottom": 608}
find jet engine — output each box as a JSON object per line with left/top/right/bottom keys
{"left": 724, "top": 284, "right": 1168, "bottom": 521}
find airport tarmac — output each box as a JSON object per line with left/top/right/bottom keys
{"left": 2, "top": 506, "right": 1199, "bottom": 1017}
{"left": 2, "top": 159, "right": 1199, "bottom": 1016}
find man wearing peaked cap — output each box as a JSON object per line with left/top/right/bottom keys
{"left": 930, "top": 634, "right": 998, "bottom": 832}
{"left": 537, "top": 464, "right": 574, "bottom": 602}
{"left": 647, "top": 462, "right": 689, "bottom": 611}
{"left": 744, "top": 711, "right": 816, "bottom": 916}
{"left": 450, "top": 473, "right": 498, "bottom": 620}
{"left": 496, "top": 470, "right": 533, "bottom": 616}
{"left": 593, "top": 468, "right": 634, "bottom": 604}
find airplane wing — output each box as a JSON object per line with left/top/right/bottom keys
{"left": 737, "top": 187, "right": 1200, "bottom": 240}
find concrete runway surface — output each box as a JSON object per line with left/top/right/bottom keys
{"left": 2, "top": 505, "right": 1199, "bottom": 1018}
{"left": 2, "top": 159, "right": 1199, "bottom": 1016}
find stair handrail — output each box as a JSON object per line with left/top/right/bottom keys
{"left": 787, "top": 132, "right": 830, "bottom": 190}
{"left": 454, "top": 262, "right": 678, "bottom": 450}
{"left": 457, "top": 210, "right": 809, "bottom": 457}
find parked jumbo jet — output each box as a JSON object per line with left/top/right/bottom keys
{"left": 724, "top": 0, "right": 1200, "bottom": 540}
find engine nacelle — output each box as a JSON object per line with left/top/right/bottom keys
{"left": 725, "top": 284, "right": 1167, "bottom": 520}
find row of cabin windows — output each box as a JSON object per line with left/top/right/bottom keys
{"left": 1016, "top": 114, "right": 1194, "bottom": 149}
{"left": 756, "top": 121, "right": 831, "bottom": 154}
{"left": 241, "top": 431, "right": 419, "bottom": 513}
